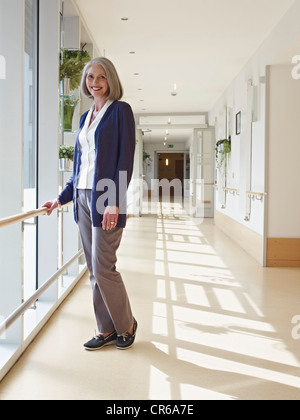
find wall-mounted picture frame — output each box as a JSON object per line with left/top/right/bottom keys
{"left": 236, "top": 111, "right": 241, "bottom": 135}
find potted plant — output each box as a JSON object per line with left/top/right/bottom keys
{"left": 63, "top": 96, "right": 80, "bottom": 131}
{"left": 59, "top": 145, "right": 75, "bottom": 171}
{"left": 215, "top": 138, "right": 231, "bottom": 170}
{"left": 143, "top": 150, "right": 152, "bottom": 164}
{"left": 59, "top": 49, "right": 91, "bottom": 95}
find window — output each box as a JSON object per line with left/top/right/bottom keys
{"left": 23, "top": 0, "right": 39, "bottom": 299}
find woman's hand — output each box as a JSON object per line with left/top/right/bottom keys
{"left": 102, "top": 206, "right": 119, "bottom": 231}
{"left": 42, "top": 199, "right": 60, "bottom": 216}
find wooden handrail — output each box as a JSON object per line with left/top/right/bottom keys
{"left": 223, "top": 187, "right": 240, "bottom": 194}
{"left": 214, "top": 186, "right": 266, "bottom": 199}
{"left": 0, "top": 202, "right": 72, "bottom": 229}
{"left": 247, "top": 191, "right": 267, "bottom": 198}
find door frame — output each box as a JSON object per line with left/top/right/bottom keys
{"left": 190, "top": 128, "right": 215, "bottom": 218}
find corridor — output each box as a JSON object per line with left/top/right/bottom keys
{"left": 0, "top": 203, "right": 300, "bottom": 400}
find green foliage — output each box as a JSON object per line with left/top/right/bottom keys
{"left": 59, "top": 145, "right": 75, "bottom": 161}
{"left": 62, "top": 96, "right": 80, "bottom": 131}
{"left": 215, "top": 139, "right": 231, "bottom": 169}
{"left": 59, "top": 49, "right": 91, "bottom": 91}
{"left": 143, "top": 150, "right": 151, "bottom": 162}
{"left": 63, "top": 96, "right": 80, "bottom": 108}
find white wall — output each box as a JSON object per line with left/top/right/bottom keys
{"left": 209, "top": 64, "right": 266, "bottom": 236}
{"left": 209, "top": 0, "right": 300, "bottom": 238}
{"left": 267, "top": 64, "right": 300, "bottom": 238}
{"left": 208, "top": 0, "right": 300, "bottom": 264}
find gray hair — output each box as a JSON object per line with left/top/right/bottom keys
{"left": 80, "top": 57, "right": 123, "bottom": 101}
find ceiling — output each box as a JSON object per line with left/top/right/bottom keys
{"left": 70, "top": 0, "right": 294, "bottom": 144}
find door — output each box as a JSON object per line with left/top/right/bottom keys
{"left": 191, "top": 129, "right": 215, "bottom": 218}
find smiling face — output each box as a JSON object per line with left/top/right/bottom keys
{"left": 85, "top": 64, "right": 109, "bottom": 100}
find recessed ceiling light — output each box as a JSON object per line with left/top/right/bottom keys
{"left": 129, "top": 51, "right": 136, "bottom": 54}
{"left": 121, "top": 17, "right": 129, "bottom": 21}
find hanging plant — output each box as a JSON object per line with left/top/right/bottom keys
{"left": 215, "top": 138, "right": 231, "bottom": 169}
{"left": 143, "top": 150, "right": 151, "bottom": 162}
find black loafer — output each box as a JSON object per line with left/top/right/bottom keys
{"left": 83, "top": 331, "right": 117, "bottom": 351}
{"left": 116, "top": 319, "right": 138, "bottom": 350}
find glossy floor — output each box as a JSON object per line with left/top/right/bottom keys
{"left": 0, "top": 204, "right": 300, "bottom": 400}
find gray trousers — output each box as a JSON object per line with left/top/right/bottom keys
{"left": 77, "top": 189, "right": 133, "bottom": 335}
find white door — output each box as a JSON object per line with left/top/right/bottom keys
{"left": 191, "top": 129, "right": 215, "bottom": 218}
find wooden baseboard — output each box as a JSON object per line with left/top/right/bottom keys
{"left": 267, "top": 238, "right": 300, "bottom": 267}
{"left": 214, "top": 210, "right": 263, "bottom": 265}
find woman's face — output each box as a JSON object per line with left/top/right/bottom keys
{"left": 86, "top": 65, "right": 109, "bottom": 99}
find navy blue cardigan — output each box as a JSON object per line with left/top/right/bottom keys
{"left": 58, "top": 101, "right": 136, "bottom": 228}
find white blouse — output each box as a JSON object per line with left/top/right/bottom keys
{"left": 77, "top": 100, "right": 113, "bottom": 189}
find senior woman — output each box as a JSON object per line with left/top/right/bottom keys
{"left": 43, "top": 57, "right": 137, "bottom": 351}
